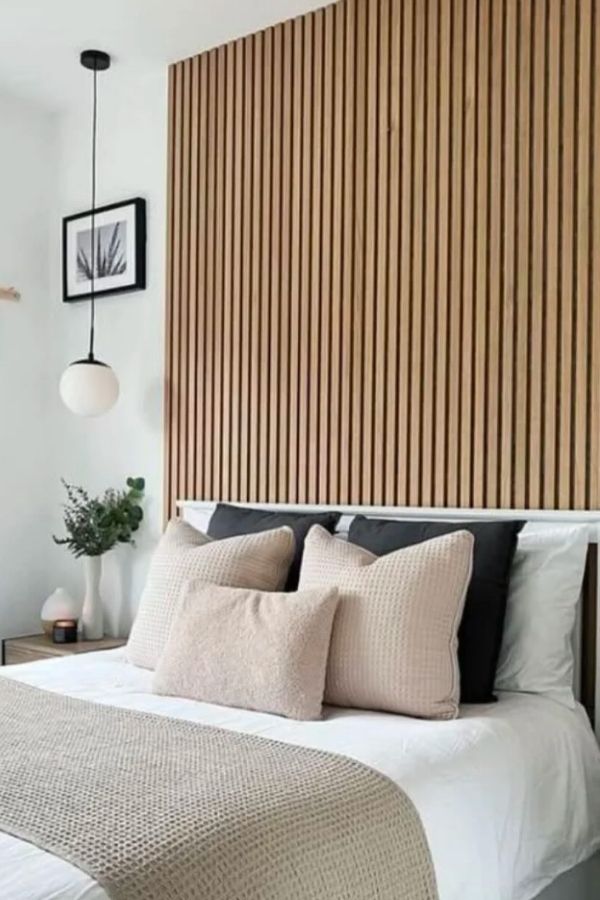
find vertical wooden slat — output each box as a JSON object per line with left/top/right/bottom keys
{"left": 202, "top": 51, "right": 216, "bottom": 498}
{"left": 318, "top": 5, "right": 335, "bottom": 504}
{"left": 373, "top": 0, "right": 390, "bottom": 506}
{"left": 543, "top": 0, "right": 561, "bottom": 509}
{"left": 248, "top": 33, "right": 263, "bottom": 501}
{"left": 328, "top": 0, "right": 346, "bottom": 502}
{"left": 396, "top": 0, "right": 414, "bottom": 505}
{"left": 528, "top": 0, "right": 546, "bottom": 508}
{"left": 310, "top": 10, "right": 325, "bottom": 504}
{"left": 432, "top": 2, "right": 450, "bottom": 506}
{"left": 408, "top": 0, "right": 426, "bottom": 506}
{"left": 178, "top": 60, "right": 191, "bottom": 501}
{"left": 194, "top": 55, "right": 208, "bottom": 499}
{"left": 268, "top": 25, "right": 282, "bottom": 503}
{"left": 277, "top": 21, "right": 293, "bottom": 502}
{"left": 259, "top": 29, "right": 273, "bottom": 502}
{"left": 164, "top": 64, "right": 176, "bottom": 518}
{"left": 266, "top": 28, "right": 285, "bottom": 502}
{"left": 513, "top": 0, "right": 532, "bottom": 508}
{"left": 238, "top": 38, "right": 253, "bottom": 501}
{"left": 558, "top": 0, "right": 576, "bottom": 508}
{"left": 590, "top": 0, "right": 600, "bottom": 509}
{"left": 165, "top": 0, "right": 600, "bottom": 516}
{"left": 421, "top": 0, "right": 439, "bottom": 506}
{"left": 186, "top": 57, "right": 200, "bottom": 503}
{"left": 170, "top": 63, "right": 183, "bottom": 510}
{"left": 298, "top": 14, "right": 314, "bottom": 504}
{"left": 220, "top": 43, "right": 235, "bottom": 501}
{"left": 500, "top": 0, "right": 517, "bottom": 508}
{"left": 473, "top": 0, "right": 491, "bottom": 508}
{"left": 444, "top": 0, "right": 463, "bottom": 507}
{"left": 212, "top": 46, "right": 226, "bottom": 499}
{"left": 574, "top": 0, "right": 592, "bottom": 508}
{"left": 287, "top": 18, "right": 303, "bottom": 503}
{"left": 361, "top": 0, "right": 379, "bottom": 505}
{"left": 460, "top": 0, "right": 477, "bottom": 507}
{"left": 384, "top": 0, "right": 401, "bottom": 506}
{"left": 339, "top": 0, "right": 356, "bottom": 504}
{"left": 350, "top": 0, "right": 367, "bottom": 502}
{"left": 486, "top": 0, "right": 503, "bottom": 508}
{"left": 229, "top": 40, "right": 244, "bottom": 501}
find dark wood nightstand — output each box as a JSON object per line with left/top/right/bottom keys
{"left": 1, "top": 633, "right": 126, "bottom": 666}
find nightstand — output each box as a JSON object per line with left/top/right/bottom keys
{"left": 1, "top": 633, "right": 126, "bottom": 666}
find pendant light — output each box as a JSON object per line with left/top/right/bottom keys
{"left": 60, "top": 50, "right": 119, "bottom": 417}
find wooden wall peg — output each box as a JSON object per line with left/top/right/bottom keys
{"left": 0, "top": 286, "right": 20, "bottom": 301}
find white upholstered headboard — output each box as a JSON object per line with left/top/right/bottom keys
{"left": 177, "top": 501, "right": 600, "bottom": 739}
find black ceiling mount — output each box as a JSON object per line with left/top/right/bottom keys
{"left": 80, "top": 50, "right": 111, "bottom": 72}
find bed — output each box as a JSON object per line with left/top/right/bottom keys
{"left": 1, "top": 502, "right": 599, "bottom": 900}
{"left": 0, "top": 649, "right": 598, "bottom": 900}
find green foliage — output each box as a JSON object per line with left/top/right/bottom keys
{"left": 53, "top": 477, "right": 145, "bottom": 558}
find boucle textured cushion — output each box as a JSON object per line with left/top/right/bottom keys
{"left": 127, "top": 520, "right": 295, "bottom": 670}
{"left": 348, "top": 516, "right": 524, "bottom": 703}
{"left": 207, "top": 503, "right": 342, "bottom": 590}
{"left": 154, "top": 582, "right": 339, "bottom": 720}
{"left": 299, "top": 526, "right": 474, "bottom": 719}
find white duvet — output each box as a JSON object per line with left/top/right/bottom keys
{"left": 1, "top": 649, "right": 599, "bottom": 900}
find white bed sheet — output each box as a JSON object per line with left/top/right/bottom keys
{"left": 1, "top": 649, "right": 599, "bottom": 900}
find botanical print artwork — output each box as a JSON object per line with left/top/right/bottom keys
{"left": 63, "top": 198, "right": 146, "bottom": 302}
{"left": 76, "top": 221, "right": 128, "bottom": 282}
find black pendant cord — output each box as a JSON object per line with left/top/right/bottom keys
{"left": 89, "top": 65, "right": 98, "bottom": 361}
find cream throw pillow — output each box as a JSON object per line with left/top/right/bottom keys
{"left": 153, "top": 583, "right": 339, "bottom": 720}
{"left": 299, "top": 526, "right": 474, "bottom": 719}
{"left": 127, "top": 519, "right": 295, "bottom": 670}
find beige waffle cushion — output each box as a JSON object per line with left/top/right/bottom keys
{"left": 154, "top": 582, "right": 340, "bottom": 720}
{"left": 299, "top": 526, "right": 474, "bottom": 720}
{"left": 127, "top": 519, "right": 295, "bottom": 670}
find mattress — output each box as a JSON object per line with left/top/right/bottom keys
{"left": 1, "top": 649, "right": 599, "bottom": 900}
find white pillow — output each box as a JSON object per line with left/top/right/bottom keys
{"left": 495, "top": 523, "right": 589, "bottom": 707}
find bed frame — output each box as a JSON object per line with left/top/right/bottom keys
{"left": 178, "top": 501, "right": 600, "bottom": 740}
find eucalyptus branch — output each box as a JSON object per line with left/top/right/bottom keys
{"left": 53, "top": 476, "right": 145, "bottom": 558}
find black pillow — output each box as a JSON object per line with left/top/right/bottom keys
{"left": 347, "top": 516, "right": 524, "bottom": 703}
{"left": 208, "top": 503, "right": 342, "bottom": 591}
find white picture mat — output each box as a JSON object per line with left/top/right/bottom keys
{"left": 66, "top": 203, "right": 137, "bottom": 297}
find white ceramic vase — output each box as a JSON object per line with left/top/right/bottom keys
{"left": 82, "top": 555, "right": 104, "bottom": 640}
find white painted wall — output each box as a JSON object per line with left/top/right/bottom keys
{"left": 46, "top": 65, "right": 167, "bottom": 636}
{"left": 1, "top": 5, "right": 331, "bottom": 642}
{"left": 0, "top": 92, "right": 58, "bottom": 636}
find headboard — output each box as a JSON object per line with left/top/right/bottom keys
{"left": 165, "top": 0, "right": 600, "bottom": 519}
{"left": 178, "top": 500, "right": 600, "bottom": 738}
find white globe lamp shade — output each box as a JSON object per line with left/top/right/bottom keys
{"left": 60, "top": 358, "right": 119, "bottom": 416}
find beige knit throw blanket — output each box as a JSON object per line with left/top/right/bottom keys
{"left": 0, "top": 678, "right": 438, "bottom": 900}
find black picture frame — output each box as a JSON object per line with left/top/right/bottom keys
{"left": 62, "top": 197, "right": 146, "bottom": 303}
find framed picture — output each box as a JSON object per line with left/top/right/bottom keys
{"left": 63, "top": 197, "right": 146, "bottom": 302}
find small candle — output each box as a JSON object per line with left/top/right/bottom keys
{"left": 52, "top": 619, "right": 78, "bottom": 644}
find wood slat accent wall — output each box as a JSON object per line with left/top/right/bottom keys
{"left": 165, "top": 0, "right": 600, "bottom": 514}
